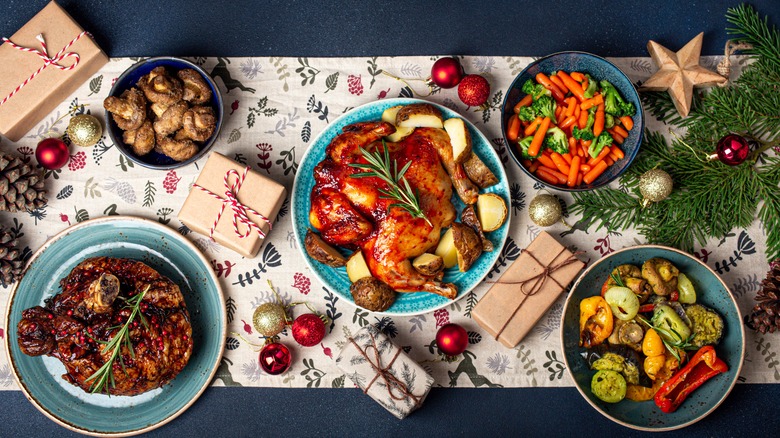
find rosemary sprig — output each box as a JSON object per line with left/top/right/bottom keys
{"left": 610, "top": 272, "right": 626, "bottom": 288}
{"left": 636, "top": 315, "right": 696, "bottom": 363}
{"left": 349, "top": 141, "right": 432, "bottom": 227}
{"left": 84, "top": 285, "right": 149, "bottom": 394}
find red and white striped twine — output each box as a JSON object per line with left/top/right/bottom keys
{"left": 193, "top": 167, "right": 273, "bottom": 240}
{"left": 0, "top": 31, "right": 89, "bottom": 107}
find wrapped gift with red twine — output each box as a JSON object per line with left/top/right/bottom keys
{"left": 179, "top": 152, "right": 287, "bottom": 258}
{"left": 0, "top": 1, "right": 108, "bottom": 141}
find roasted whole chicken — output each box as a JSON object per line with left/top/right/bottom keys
{"left": 16, "top": 257, "right": 192, "bottom": 396}
{"left": 309, "top": 121, "right": 478, "bottom": 299}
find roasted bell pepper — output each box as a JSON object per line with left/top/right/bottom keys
{"left": 653, "top": 345, "right": 728, "bottom": 413}
{"left": 579, "top": 296, "right": 613, "bottom": 348}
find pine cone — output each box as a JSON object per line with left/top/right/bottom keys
{"left": 745, "top": 262, "right": 780, "bottom": 333}
{"left": 0, "top": 225, "right": 24, "bottom": 286}
{"left": 0, "top": 153, "right": 47, "bottom": 213}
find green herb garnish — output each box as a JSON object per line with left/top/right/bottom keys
{"left": 84, "top": 285, "right": 149, "bottom": 394}
{"left": 637, "top": 315, "right": 696, "bottom": 363}
{"left": 349, "top": 141, "right": 432, "bottom": 227}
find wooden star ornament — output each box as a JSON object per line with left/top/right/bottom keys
{"left": 640, "top": 32, "right": 727, "bottom": 117}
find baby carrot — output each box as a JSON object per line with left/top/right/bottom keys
{"left": 613, "top": 125, "right": 629, "bottom": 139}
{"left": 565, "top": 97, "right": 577, "bottom": 117}
{"left": 604, "top": 156, "right": 615, "bottom": 166}
{"left": 521, "top": 159, "right": 532, "bottom": 168}
{"left": 580, "top": 163, "right": 592, "bottom": 173}
{"left": 537, "top": 167, "right": 568, "bottom": 185}
{"left": 557, "top": 71, "right": 585, "bottom": 101}
{"left": 514, "top": 94, "right": 533, "bottom": 113}
{"left": 562, "top": 152, "right": 573, "bottom": 164}
{"left": 551, "top": 152, "right": 571, "bottom": 175}
{"left": 536, "top": 154, "right": 556, "bottom": 170}
{"left": 570, "top": 71, "right": 585, "bottom": 82}
{"left": 583, "top": 160, "right": 609, "bottom": 184}
{"left": 608, "top": 151, "right": 619, "bottom": 161}
{"left": 578, "top": 108, "right": 588, "bottom": 129}
{"left": 536, "top": 73, "right": 565, "bottom": 101}
{"left": 568, "top": 136, "right": 577, "bottom": 155}
{"left": 559, "top": 115, "right": 577, "bottom": 130}
{"left": 611, "top": 146, "right": 625, "bottom": 160}
{"left": 581, "top": 75, "right": 589, "bottom": 93}
{"left": 506, "top": 115, "right": 521, "bottom": 142}
{"left": 549, "top": 74, "right": 569, "bottom": 94}
{"left": 535, "top": 168, "right": 560, "bottom": 185}
{"left": 529, "top": 160, "right": 540, "bottom": 173}
{"left": 588, "top": 146, "right": 612, "bottom": 166}
{"left": 574, "top": 103, "right": 581, "bottom": 120}
{"left": 524, "top": 117, "right": 543, "bottom": 136}
{"left": 580, "top": 94, "right": 603, "bottom": 111}
{"left": 593, "top": 103, "right": 605, "bottom": 137}
{"left": 527, "top": 117, "right": 550, "bottom": 158}
{"left": 568, "top": 155, "right": 581, "bottom": 187}
{"left": 576, "top": 172, "right": 583, "bottom": 186}
{"left": 555, "top": 104, "right": 564, "bottom": 121}
{"left": 619, "top": 115, "right": 634, "bottom": 131}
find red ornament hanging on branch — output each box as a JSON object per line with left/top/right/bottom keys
{"left": 710, "top": 134, "right": 750, "bottom": 166}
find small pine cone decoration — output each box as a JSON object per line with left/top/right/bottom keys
{"left": 0, "top": 153, "right": 47, "bottom": 213}
{"left": 745, "top": 262, "right": 780, "bottom": 333}
{"left": 0, "top": 225, "right": 24, "bottom": 286}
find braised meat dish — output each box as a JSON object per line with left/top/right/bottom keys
{"left": 17, "top": 257, "right": 193, "bottom": 396}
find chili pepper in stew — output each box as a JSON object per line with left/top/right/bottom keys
{"left": 653, "top": 345, "right": 728, "bottom": 413}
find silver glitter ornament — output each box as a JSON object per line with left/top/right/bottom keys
{"left": 528, "top": 194, "right": 562, "bottom": 227}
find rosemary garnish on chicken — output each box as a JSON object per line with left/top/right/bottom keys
{"left": 84, "top": 285, "right": 150, "bottom": 394}
{"left": 350, "top": 141, "right": 432, "bottom": 227}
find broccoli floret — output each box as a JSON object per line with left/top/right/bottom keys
{"left": 600, "top": 80, "right": 636, "bottom": 117}
{"left": 531, "top": 95, "right": 557, "bottom": 124}
{"left": 572, "top": 107, "right": 597, "bottom": 140}
{"left": 518, "top": 106, "right": 537, "bottom": 122}
{"left": 583, "top": 74, "right": 598, "bottom": 99}
{"left": 605, "top": 114, "right": 615, "bottom": 129}
{"left": 521, "top": 79, "right": 549, "bottom": 100}
{"left": 588, "top": 132, "right": 614, "bottom": 158}
{"left": 544, "top": 127, "right": 568, "bottom": 154}
{"left": 518, "top": 136, "right": 541, "bottom": 159}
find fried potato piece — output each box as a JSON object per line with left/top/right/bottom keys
{"left": 178, "top": 69, "right": 212, "bottom": 105}
{"left": 104, "top": 88, "right": 146, "bottom": 131}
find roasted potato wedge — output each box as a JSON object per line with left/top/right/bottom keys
{"left": 350, "top": 277, "right": 397, "bottom": 312}
{"left": 476, "top": 193, "right": 508, "bottom": 232}
{"left": 434, "top": 228, "right": 458, "bottom": 269}
{"left": 305, "top": 229, "right": 347, "bottom": 267}
{"left": 443, "top": 117, "right": 472, "bottom": 163}
{"left": 451, "top": 222, "right": 483, "bottom": 272}
{"left": 346, "top": 251, "right": 372, "bottom": 283}
{"left": 412, "top": 253, "right": 445, "bottom": 276}
{"left": 381, "top": 105, "right": 415, "bottom": 142}
{"left": 461, "top": 205, "right": 494, "bottom": 252}
{"left": 462, "top": 152, "right": 499, "bottom": 188}
{"left": 396, "top": 103, "right": 444, "bottom": 129}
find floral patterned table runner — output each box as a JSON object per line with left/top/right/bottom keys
{"left": 0, "top": 55, "right": 774, "bottom": 390}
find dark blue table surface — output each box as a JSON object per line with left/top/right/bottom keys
{"left": 2, "top": 0, "right": 780, "bottom": 436}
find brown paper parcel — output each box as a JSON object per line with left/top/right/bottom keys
{"left": 0, "top": 1, "right": 108, "bottom": 141}
{"left": 178, "top": 152, "right": 287, "bottom": 258}
{"left": 473, "top": 231, "right": 584, "bottom": 348}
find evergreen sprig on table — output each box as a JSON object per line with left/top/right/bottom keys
{"left": 570, "top": 4, "right": 780, "bottom": 260}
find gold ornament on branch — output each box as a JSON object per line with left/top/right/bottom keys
{"left": 639, "top": 33, "right": 727, "bottom": 117}
{"left": 639, "top": 168, "right": 673, "bottom": 207}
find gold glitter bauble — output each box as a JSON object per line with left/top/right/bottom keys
{"left": 528, "top": 194, "right": 562, "bottom": 227}
{"left": 253, "top": 302, "right": 288, "bottom": 337}
{"left": 639, "top": 169, "right": 673, "bottom": 207}
{"left": 66, "top": 114, "right": 102, "bottom": 147}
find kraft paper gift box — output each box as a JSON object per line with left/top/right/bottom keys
{"left": 336, "top": 324, "right": 434, "bottom": 419}
{"left": 0, "top": 1, "right": 108, "bottom": 141}
{"left": 178, "top": 152, "right": 287, "bottom": 258}
{"left": 472, "top": 231, "right": 584, "bottom": 348}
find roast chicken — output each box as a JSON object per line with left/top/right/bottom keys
{"left": 17, "top": 257, "right": 192, "bottom": 396}
{"left": 309, "top": 121, "right": 477, "bottom": 299}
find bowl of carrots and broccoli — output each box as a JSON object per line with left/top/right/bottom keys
{"left": 501, "top": 52, "right": 643, "bottom": 191}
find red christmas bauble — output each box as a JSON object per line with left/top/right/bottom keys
{"left": 291, "top": 313, "right": 326, "bottom": 347}
{"left": 259, "top": 342, "right": 292, "bottom": 375}
{"left": 714, "top": 134, "right": 750, "bottom": 166}
{"left": 436, "top": 323, "right": 468, "bottom": 356}
{"left": 430, "top": 57, "right": 464, "bottom": 89}
{"left": 36, "top": 138, "right": 70, "bottom": 170}
{"left": 457, "top": 74, "right": 491, "bottom": 107}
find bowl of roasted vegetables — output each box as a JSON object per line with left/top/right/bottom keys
{"left": 560, "top": 245, "right": 745, "bottom": 431}
{"left": 501, "top": 52, "right": 643, "bottom": 191}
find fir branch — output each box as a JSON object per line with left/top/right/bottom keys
{"left": 726, "top": 4, "right": 780, "bottom": 70}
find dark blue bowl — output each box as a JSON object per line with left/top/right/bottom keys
{"left": 501, "top": 52, "right": 643, "bottom": 191}
{"left": 105, "top": 57, "right": 223, "bottom": 170}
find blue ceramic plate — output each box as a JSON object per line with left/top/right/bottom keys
{"left": 501, "top": 51, "right": 644, "bottom": 191}
{"left": 560, "top": 245, "right": 745, "bottom": 431}
{"left": 4, "top": 216, "right": 226, "bottom": 436}
{"left": 105, "top": 57, "right": 224, "bottom": 170}
{"left": 292, "top": 98, "right": 511, "bottom": 316}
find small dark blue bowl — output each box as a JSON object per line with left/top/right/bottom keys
{"left": 105, "top": 57, "right": 223, "bottom": 170}
{"left": 501, "top": 52, "right": 643, "bottom": 191}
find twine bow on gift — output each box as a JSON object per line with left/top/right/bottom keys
{"left": 192, "top": 167, "right": 272, "bottom": 240}
{"left": 493, "top": 248, "right": 584, "bottom": 339}
{"left": 0, "top": 32, "right": 89, "bottom": 107}
{"left": 349, "top": 332, "right": 422, "bottom": 407}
